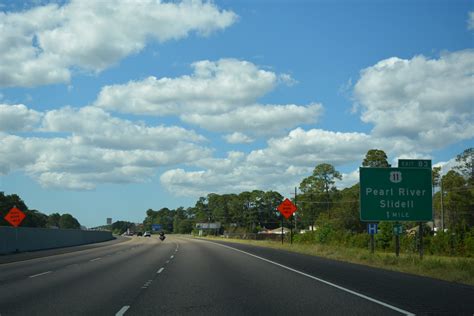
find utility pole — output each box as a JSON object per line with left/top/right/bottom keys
{"left": 311, "top": 192, "right": 314, "bottom": 231}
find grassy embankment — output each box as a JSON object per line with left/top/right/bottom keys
{"left": 198, "top": 236, "right": 474, "bottom": 286}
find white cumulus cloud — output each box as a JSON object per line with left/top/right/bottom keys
{"left": 95, "top": 59, "right": 279, "bottom": 116}
{"left": 468, "top": 11, "right": 474, "bottom": 30}
{"left": 0, "top": 104, "right": 42, "bottom": 131}
{"left": 94, "top": 58, "right": 317, "bottom": 137}
{"left": 161, "top": 47, "right": 474, "bottom": 197}
{"left": 354, "top": 50, "right": 474, "bottom": 150}
{"left": 181, "top": 103, "right": 323, "bottom": 135}
{"left": 0, "top": 0, "right": 237, "bottom": 87}
{"left": 160, "top": 128, "right": 384, "bottom": 196}
{"left": 223, "top": 132, "right": 254, "bottom": 144}
{"left": 0, "top": 133, "right": 212, "bottom": 190}
{"left": 41, "top": 106, "right": 206, "bottom": 150}
{"left": 0, "top": 103, "right": 212, "bottom": 189}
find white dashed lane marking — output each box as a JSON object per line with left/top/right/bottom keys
{"left": 115, "top": 305, "right": 130, "bottom": 316}
{"left": 141, "top": 279, "right": 153, "bottom": 289}
{"left": 117, "top": 243, "right": 178, "bottom": 315}
{"left": 89, "top": 257, "right": 102, "bottom": 262}
{"left": 29, "top": 271, "right": 52, "bottom": 278}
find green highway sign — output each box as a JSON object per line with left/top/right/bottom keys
{"left": 398, "top": 159, "right": 431, "bottom": 169}
{"left": 360, "top": 167, "right": 432, "bottom": 222}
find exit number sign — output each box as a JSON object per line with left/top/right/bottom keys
{"left": 398, "top": 159, "right": 431, "bottom": 169}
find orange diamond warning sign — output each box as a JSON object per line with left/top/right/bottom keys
{"left": 277, "top": 198, "right": 297, "bottom": 219}
{"left": 4, "top": 207, "right": 26, "bottom": 227}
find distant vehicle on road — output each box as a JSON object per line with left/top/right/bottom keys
{"left": 143, "top": 231, "right": 151, "bottom": 237}
{"left": 159, "top": 231, "right": 166, "bottom": 241}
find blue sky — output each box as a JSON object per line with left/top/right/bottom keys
{"left": 0, "top": 0, "right": 473, "bottom": 227}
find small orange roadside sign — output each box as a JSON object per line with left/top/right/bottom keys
{"left": 277, "top": 198, "right": 297, "bottom": 219}
{"left": 4, "top": 207, "right": 26, "bottom": 227}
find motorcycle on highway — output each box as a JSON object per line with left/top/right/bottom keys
{"left": 159, "top": 231, "right": 166, "bottom": 241}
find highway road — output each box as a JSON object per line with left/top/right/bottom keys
{"left": 0, "top": 236, "right": 473, "bottom": 315}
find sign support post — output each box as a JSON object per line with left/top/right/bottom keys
{"left": 395, "top": 222, "right": 400, "bottom": 257}
{"left": 367, "top": 223, "right": 377, "bottom": 253}
{"left": 281, "top": 216, "right": 284, "bottom": 244}
{"left": 290, "top": 216, "right": 293, "bottom": 245}
{"left": 371, "top": 233, "right": 375, "bottom": 254}
{"left": 419, "top": 222, "right": 424, "bottom": 259}
{"left": 14, "top": 204, "right": 19, "bottom": 252}
{"left": 15, "top": 226, "right": 19, "bottom": 252}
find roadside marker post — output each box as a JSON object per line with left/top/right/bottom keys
{"left": 393, "top": 223, "right": 403, "bottom": 257}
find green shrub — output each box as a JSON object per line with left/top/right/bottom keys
{"left": 315, "top": 223, "right": 335, "bottom": 244}
{"left": 463, "top": 229, "right": 474, "bottom": 257}
{"left": 400, "top": 234, "right": 417, "bottom": 253}
{"left": 348, "top": 233, "right": 370, "bottom": 248}
{"left": 429, "top": 232, "right": 452, "bottom": 255}
{"left": 294, "top": 231, "right": 317, "bottom": 244}
{"left": 376, "top": 222, "right": 395, "bottom": 250}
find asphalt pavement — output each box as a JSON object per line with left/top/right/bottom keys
{"left": 0, "top": 236, "right": 472, "bottom": 315}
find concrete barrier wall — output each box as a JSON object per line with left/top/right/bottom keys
{"left": 0, "top": 226, "right": 113, "bottom": 254}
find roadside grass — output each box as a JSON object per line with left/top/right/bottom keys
{"left": 198, "top": 236, "right": 474, "bottom": 286}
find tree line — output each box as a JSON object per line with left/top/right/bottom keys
{"left": 143, "top": 190, "right": 285, "bottom": 234}
{"left": 0, "top": 192, "right": 81, "bottom": 229}
{"left": 142, "top": 148, "right": 473, "bottom": 256}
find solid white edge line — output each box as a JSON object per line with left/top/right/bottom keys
{"left": 115, "top": 305, "right": 130, "bottom": 316}
{"left": 207, "top": 241, "right": 415, "bottom": 316}
{"left": 157, "top": 267, "right": 164, "bottom": 274}
{"left": 29, "top": 271, "right": 52, "bottom": 278}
